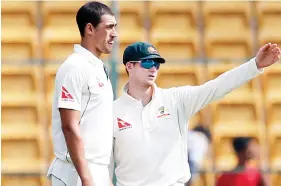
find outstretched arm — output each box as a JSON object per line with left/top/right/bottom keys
{"left": 174, "top": 43, "right": 281, "bottom": 117}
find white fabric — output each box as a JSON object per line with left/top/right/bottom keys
{"left": 48, "top": 158, "right": 110, "bottom": 186}
{"left": 51, "top": 175, "right": 66, "bottom": 186}
{"left": 110, "top": 58, "right": 263, "bottom": 186}
{"left": 48, "top": 44, "right": 114, "bottom": 184}
{"left": 187, "top": 131, "right": 209, "bottom": 167}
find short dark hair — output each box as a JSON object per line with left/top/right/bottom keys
{"left": 192, "top": 125, "right": 212, "bottom": 142}
{"left": 76, "top": 1, "right": 114, "bottom": 37}
{"left": 232, "top": 137, "right": 252, "bottom": 153}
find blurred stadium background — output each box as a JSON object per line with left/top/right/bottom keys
{"left": 1, "top": 0, "right": 281, "bottom": 186}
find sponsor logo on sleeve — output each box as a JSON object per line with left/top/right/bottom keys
{"left": 61, "top": 86, "right": 74, "bottom": 102}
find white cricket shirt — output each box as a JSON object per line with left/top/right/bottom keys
{"left": 51, "top": 44, "right": 113, "bottom": 165}
{"left": 110, "top": 58, "right": 263, "bottom": 186}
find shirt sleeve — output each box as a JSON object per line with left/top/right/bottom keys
{"left": 57, "top": 68, "right": 87, "bottom": 111}
{"left": 174, "top": 57, "right": 263, "bottom": 118}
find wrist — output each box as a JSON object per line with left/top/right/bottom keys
{"left": 81, "top": 175, "right": 92, "bottom": 183}
{"left": 255, "top": 57, "right": 262, "bottom": 69}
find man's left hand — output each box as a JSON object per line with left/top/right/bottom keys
{"left": 256, "top": 42, "right": 281, "bottom": 69}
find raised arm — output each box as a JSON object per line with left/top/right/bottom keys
{"left": 174, "top": 43, "right": 280, "bottom": 117}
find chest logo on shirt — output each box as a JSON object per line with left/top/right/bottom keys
{"left": 61, "top": 86, "right": 74, "bottom": 102}
{"left": 96, "top": 77, "right": 104, "bottom": 87}
{"left": 157, "top": 106, "right": 170, "bottom": 118}
{"left": 117, "top": 118, "right": 132, "bottom": 131}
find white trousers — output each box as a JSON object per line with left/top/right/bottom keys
{"left": 47, "top": 158, "right": 110, "bottom": 186}
{"left": 51, "top": 175, "right": 67, "bottom": 186}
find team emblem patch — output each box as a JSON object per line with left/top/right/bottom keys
{"left": 148, "top": 46, "right": 158, "bottom": 54}
{"left": 157, "top": 106, "right": 170, "bottom": 118}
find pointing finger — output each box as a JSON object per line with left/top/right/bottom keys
{"left": 272, "top": 47, "right": 280, "bottom": 54}
{"left": 269, "top": 43, "right": 278, "bottom": 51}
{"left": 261, "top": 43, "right": 271, "bottom": 52}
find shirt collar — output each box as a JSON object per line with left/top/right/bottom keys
{"left": 122, "top": 82, "right": 159, "bottom": 104}
{"left": 73, "top": 44, "right": 104, "bottom": 67}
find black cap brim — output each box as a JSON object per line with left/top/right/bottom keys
{"left": 140, "top": 55, "right": 166, "bottom": 63}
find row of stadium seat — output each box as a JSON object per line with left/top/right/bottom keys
{"left": 2, "top": 1, "right": 281, "bottom": 62}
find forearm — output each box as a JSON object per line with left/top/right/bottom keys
{"left": 205, "top": 57, "right": 262, "bottom": 100}
{"left": 177, "top": 58, "right": 263, "bottom": 117}
{"left": 63, "top": 127, "right": 91, "bottom": 182}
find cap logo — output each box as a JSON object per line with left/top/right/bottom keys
{"left": 148, "top": 46, "right": 158, "bottom": 54}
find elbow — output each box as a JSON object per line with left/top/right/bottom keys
{"left": 61, "top": 122, "right": 79, "bottom": 138}
{"left": 62, "top": 124, "right": 71, "bottom": 135}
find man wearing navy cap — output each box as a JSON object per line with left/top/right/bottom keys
{"left": 110, "top": 41, "right": 280, "bottom": 186}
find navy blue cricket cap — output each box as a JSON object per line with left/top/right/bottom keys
{"left": 123, "top": 42, "right": 166, "bottom": 65}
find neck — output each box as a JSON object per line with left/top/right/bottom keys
{"left": 81, "top": 38, "right": 101, "bottom": 58}
{"left": 127, "top": 81, "right": 153, "bottom": 106}
{"left": 237, "top": 158, "right": 247, "bottom": 167}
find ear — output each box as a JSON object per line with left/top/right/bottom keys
{"left": 126, "top": 62, "right": 134, "bottom": 71}
{"left": 85, "top": 23, "right": 94, "bottom": 36}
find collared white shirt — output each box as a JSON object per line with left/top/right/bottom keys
{"left": 51, "top": 44, "right": 114, "bottom": 165}
{"left": 110, "top": 58, "right": 263, "bottom": 186}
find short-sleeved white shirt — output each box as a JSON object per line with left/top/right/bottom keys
{"left": 110, "top": 58, "right": 263, "bottom": 186}
{"left": 51, "top": 44, "right": 113, "bottom": 165}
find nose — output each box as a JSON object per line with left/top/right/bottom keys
{"left": 111, "top": 27, "right": 117, "bottom": 37}
{"left": 149, "top": 66, "right": 157, "bottom": 72}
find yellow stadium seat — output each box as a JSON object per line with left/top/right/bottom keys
{"left": 1, "top": 65, "right": 46, "bottom": 175}
{"left": 269, "top": 137, "right": 281, "bottom": 171}
{"left": 262, "top": 63, "right": 281, "bottom": 101}
{"left": 43, "top": 64, "right": 60, "bottom": 143}
{"left": 271, "top": 173, "right": 281, "bottom": 186}
{"left": 149, "top": 1, "right": 200, "bottom": 60}
{"left": 48, "top": 125, "right": 55, "bottom": 163}
{"left": 256, "top": 2, "right": 281, "bottom": 47}
{"left": 44, "top": 64, "right": 60, "bottom": 107}
{"left": 266, "top": 101, "right": 281, "bottom": 138}
{"left": 207, "top": 62, "right": 262, "bottom": 97}
{"left": 211, "top": 100, "right": 264, "bottom": 135}
{"left": 214, "top": 137, "right": 237, "bottom": 170}
{"left": 1, "top": 175, "right": 47, "bottom": 186}
{"left": 116, "top": 65, "right": 128, "bottom": 97}
{"left": 42, "top": 1, "right": 87, "bottom": 28}
{"left": 2, "top": 65, "right": 43, "bottom": 103}
{"left": 117, "top": 1, "right": 146, "bottom": 60}
{"left": 202, "top": 2, "right": 253, "bottom": 60}
{"left": 42, "top": 1, "right": 86, "bottom": 61}
{"left": 191, "top": 173, "right": 215, "bottom": 186}
{"left": 262, "top": 64, "right": 281, "bottom": 137}
{"left": 1, "top": 1, "right": 37, "bottom": 26}
{"left": 157, "top": 63, "right": 206, "bottom": 88}
{"left": 207, "top": 62, "right": 264, "bottom": 137}
{"left": 1, "top": 138, "right": 45, "bottom": 172}
{"left": 41, "top": 1, "right": 112, "bottom": 61}
{"left": 1, "top": 1, "right": 39, "bottom": 61}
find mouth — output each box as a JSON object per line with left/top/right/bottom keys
{"left": 148, "top": 75, "right": 155, "bottom": 78}
{"left": 108, "top": 41, "right": 114, "bottom": 45}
